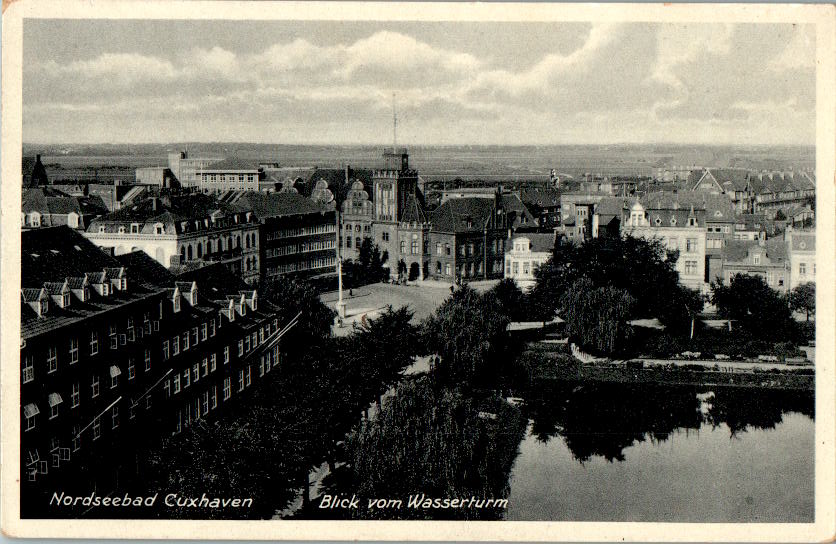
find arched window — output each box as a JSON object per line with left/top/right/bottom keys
{"left": 180, "top": 246, "right": 186, "bottom": 260}
{"left": 187, "top": 245, "right": 193, "bottom": 260}
{"left": 196, "top": 242, "right": 203, "bottom": 258}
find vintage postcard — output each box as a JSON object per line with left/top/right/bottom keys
{"left": 2, "top": 1, "right": 835, "bottom": 541}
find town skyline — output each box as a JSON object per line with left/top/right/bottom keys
{"left": 24, "top": 20, "right": 815, "bottom": 147}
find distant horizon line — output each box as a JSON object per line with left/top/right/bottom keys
{"left": 22, "top": 141, "right": 817, "bottom": 149}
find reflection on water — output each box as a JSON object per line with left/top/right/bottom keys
{"left": 506, "top": 383, "right": 814, "bottom": 522}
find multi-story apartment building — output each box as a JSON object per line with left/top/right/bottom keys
{"left": 192, "top": 158, "right": 263, "bottom": 193}
{"left": 504, "top": 233, "right": 555, "bottom": 290}
{"left": 20, "top": 228, "right": 288, "bottom": 509}
{"left": 84, "top": 194, "right": 260, "bottom": 284}
{"left": 165, "top": 151, "right": 223, "bottom": 188}
{"left": 721, "top": 239, "right": 789, "bottom": 292}
{"left": 220, "top": 191, "right": 337, "bottom": 281}
{"left": 621, "top": 201, "right": 708, "bottom": 293}
{"left": 428, "top": 195, "right": 510, "bottom": 281}
{"left": 750, "top": 171, "right": 816, "bottom": 216}
{"left": 22, "top": 187, "right": 108, "bottom": 231}
{"left": 786, "top": 227, "right": 816, "bottom": 289}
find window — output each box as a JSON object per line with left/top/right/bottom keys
{"left": 145, "top": 349, "right": 151, "bottom": 372}
{"left": 246, "top": 365, "right": 252, "bottom": 387}
{"left": 210, "top": 320, "right": 216, "bottom": 337}
{"left": 172, "top": 336, "right": 180, "bottom": 355}
{"left": 445, "top": 244, "right": 451, "bottom": 256}
{"left": 210, "top": 353, "right": 217, "bottom": 372}
{"left": 459, "top": 245, "right": 466, "bottom": 257}
{"left": 111, "top": 406, "right": 119, "bottom": 429}
{"left": 800, "top": 263, "right": 807, "bottom": 275}
{"left": 183, "top": 368, "right": 190, "bottom": 388}
{"left": 468, "top": 243, "right": 474, "bottom": 256}
{"left": 224, "top": 346, "right": 230, "bottom": 364}
{"left": 382, "top": 232, "right": 390, "bottom": 242}
{"left": 92, "top": 416, "right": 101, "bottom": 440}
{"left": 49, "top": 394, "right": 61, "bottom": 419}
{"left": 202, "top": 391, "right": 209, "bottom": 416}
{"left": 182, "top": 332, "right": 189, "bottom": 351}
{"left": 445, "top": 263, "right": 451, "bottom": 276}
{"left": 202, "top": 358, "right": 209, "bottom": 378}
{"left": 22, "top": 356, "right": 34, "bottom": 384}
{"left": 685, "top": 260, "right": 698, "bottom": 275}
{"left": 211, "top": 386, "right": 218, "bottom": 409}
{"left": 238, "top": 370, "right": 245, "bottom": 392}
{"left": 201, "top": 323, "right": 208, "bottom": 341}
{"left": 91, "top": 375, "right": 99, "bottom": 398}
{"left": 192, "top": 326, "right": 199, "bottom": 346}
{"left": 72, "top": 425, "right": 80, "bottom": 451}
{"left": 90, "top": 332, "right": 98, "bottom": 355}
{"left": 252, "top": 331, "right": 258, "bottom": 348}
{"left": 753, "top": 254, "right": 761, "bottom": 265}
{"left": 173, "top": 373, "right": 181, "bottom": 393}
{"left": 436, "top": 243, "right": 442, "bottom": 255}
{"left": 130, "top": 223, "right": 140, "bottom": 234}
{"left": 238, "top": 340, "right": 244, "bottom": 356}
{"left": 128, "top": 359, "right": 136, "bottom": 380}
{"left": 223, "top": 377, "right": 232, "bottom": 400}
{"left": 71, "top": 383, "right": 80, "bottom": 408}
{"left": 69, "top": 338, "right": 78, "bottom": 365}
{"left": 46, "top": 346, "right": 58, "bottom": 373}
{"left": 412, "top": 241, "right": 419, "bottom": 255}
{"left": 192, "top": 363, "right": 199, "bottom": 383}
{"left": 686, "top": 238, "right": 697, "bottom": 253}
{"left": 110, "top": 366, "right": 119, "bottom": 389}
{"left": 173, "top": 295, "right": 180, "bottom": 313}
{"left": 24, "top": 404, "right": 38, "bottom": 431}
{"left": 162, "top": 340, "right": 170, "bottom": 360}
{"left": 400, "top": 240, "right": 406, "bottom": 254}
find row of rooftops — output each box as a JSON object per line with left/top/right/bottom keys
{"left": 21, "top": 227, "right": 267, "bottom": 339}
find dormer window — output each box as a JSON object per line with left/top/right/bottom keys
{"left": 670, "top": 217, "right": 677, "bottom": 226}
{"left": 130, "top": 223, "right": 140, "bottom": 234}
{"left": 655, "top": 218, "right": 662, "bottom": 226}
{"left": 39, "top": 299, "right": 49, "bottom": 316}
{"left": 172, "top": 293, "right": 180, "bottom": 313}
{"left": 62, "top": 293, "right": 70, "bottom": 308}
{"left": 154, "top": 223, "right": 164, "bottom": 235}
{"left": 29, "top": 213, "right": 41, "bottom": 227}
{"left": 118, "top": 226, "right": 126, "bottom": 234}
{"left": 688, "top": 218, "right": 697, "bottom": 227}
{"left": 753, "top": 254, "right": 761, "bottom": 265}
{"left": 99, "top": 225, "right": 106, "bottom": 233}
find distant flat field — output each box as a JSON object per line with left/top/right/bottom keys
{"left": 24, "top": 143, "right": 815, "bottom": 182}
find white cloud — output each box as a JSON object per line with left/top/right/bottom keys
{"left": 769, "top": 26, "right": 815, "bottom": 71}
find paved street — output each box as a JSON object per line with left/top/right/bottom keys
{"left": 320, "top": 279, "right": 500, "bottom": 336}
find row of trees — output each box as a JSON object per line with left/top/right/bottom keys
{"left": 531, "top": 235, "right": 814, "bottom": 356}
{"left": 139, "top": 277, "right": 420, "bottom": 519}
{"left": 337, "top": 282, "right": 529, "bottom": 519}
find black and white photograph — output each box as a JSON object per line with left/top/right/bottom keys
{"left": 2, "top": 1, "right": 834, "bottom": 540}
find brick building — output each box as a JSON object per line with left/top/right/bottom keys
{"left": 20, "top": 227, "right": 289, "bottom": 510}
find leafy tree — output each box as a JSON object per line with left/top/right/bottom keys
{"left": 344, "top": 376, "right": 526, "bottom": 520}
{"left": 356, "top": 238, "right": 389, "bottom": 284}
{"left": 711, "top": 274, "right": 796, "bottom": 340}
{"left": 531, "top": 235, "right": 694, "bottom": 333}
{"left": 423, "top": 285, "right": 511, "bottom": 387}
{"left": 562, "top": 277, "right": 634, "bottom": 354}
{"left": 486, "top": 278, "right": 527, "bottom": 322}
{"left": 261, "top": 276, "right": 335, "bottom": 356}
{"left": 775, "top": 209, "right": 787, "bottom": 221}
{"left": 788, "top": 282, "right": 815, "bottom": 321}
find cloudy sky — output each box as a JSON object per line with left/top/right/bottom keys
{"left": 23, "top": 20, "right": 815, "bottom": 146}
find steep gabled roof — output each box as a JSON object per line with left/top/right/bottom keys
{"left": 227, "top": 191, "right": 328, "bottom": 219}
{"left": 430, "top": 197, "right": 497, "bottom": 234}
{"left": 401, "top": 193, "right": 427, "bottom": 224}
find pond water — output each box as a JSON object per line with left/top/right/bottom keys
{"left": 505, "top": 383, "right": 814, "bottom": 522}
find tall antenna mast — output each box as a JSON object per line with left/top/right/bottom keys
{"left": 392, "top": 92, "right": 398, "bottom": 148}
